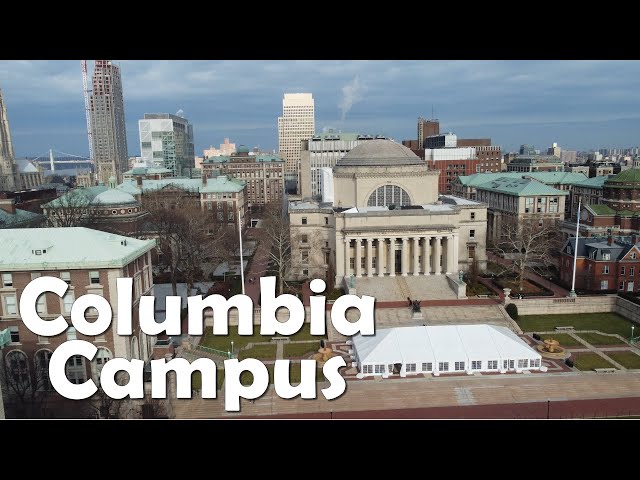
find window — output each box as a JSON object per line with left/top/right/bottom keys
{"left": 2, "top": 273, "right": 12, "bottom": 287}
{"left": 632, "top": 253, "right": 637, "bottom": 260}
{"left": 60, "top": 272, "right": 71, "bottom": 284}
{"left": 531, "top": 359, "right": 540, "bottom": 368}
{"left": 518, "top": 359, "right": 529, "bottom": 369}
{"left": 67, "top": 326, "right": 77, "bottom": 341}
{"left": 4, "top": 295, "right": 17, "bottom": 315}
{"left": 37, "top": 335, "right": 49, "bottom": 344}
{"left": 600, "top": 280, "right": 609, "bottom": 290}
{"left": 438, "top": 362, "right": 449, "bottom": 372}
{"left": 31, "top": 272, "right": 41, "bottom": 280}
{"left": 374, "top": 364, "right": 385, "bottom": 374}
{"left": 89, "top": 271, "right": 100, "bottom": 284}
{"left": 36, "top": 350, "right": 52, "bottom": 390}
{"left": 367, "top": 185, "right": 411, "bottom": 207}
{"left": 602, "top": 253, "right": 611, "bottom": 260}
{"left": 422, "top": 362, "right": 433, "bottom": 372}
{"left": 471, "top": 360, "right": 482, "bottom": 370}
{"left": 9, "top": 326, "right": 20, "bottom": 343}
{"left": 36, "top": 293, "right": 46, "bottom": 314}
{"left": 66, "top": 355, "right": 87, "bottom": 384}
{"left": 95, "top": 335, "right": 106, "bottom": 342}
{"left": 405, "top": 363, "right": 416, "bottom": 373}
{"left": 469, "top": 229, "right": 476, "bottom": 239}
{"left": 302, "top": 269, "right": 309, "bottom": 276}
{"left": 7, "top": 351, "right": 29, "bottom": 386}
{"left": 217, "top": 202, "right": 223, "bottom": 210}
{"left": 301, "top": 251, "right": 309, "bottom": 263}
{"left": 228, "top": 211, "right": 234, "bottom": 221}
{"left": 619, "top": 281, "right": 625, "bottom": 290}
{"left": 487, "top": 360, "right": 498, "bottom": 370}
{"left": 503, "top": 359, "right": 515, "bottom": 369}
{"left": 362, "top": 365, "right": 373, "bottom": 374}
{"left": 63, "top": 292, "right": 74, "bottom": 314}
{"left": 361, "top": 257, "right": 366, "bottom": 269}
{"left": 603, "top": 265, "right": 610, "bottom": 274}
{"left": 468, "top": 245, "right": 476, "bottom": 259}
{"left": 454, "top": 361, "right": 465, "bottom": 371}
{"left": 217, "top": 212, "right": 224, "bottom": 221}
{"left": 302, "top": 217, "right": 308, "bottom": 225}
{"left": 301, "top": 234, "right": 308, "bottom": 244}
{"left": 324, "top": 217, "right": 329, "bottom": 225}
{"left": 470, "top": 212, "right": 475, "bottom": 220}
{"left": 621, "top": 266, "right": 626, "bottom": 276}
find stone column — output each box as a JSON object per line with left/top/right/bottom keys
{"left": 452, "top": 233, "right": 459, "bottom": 274}
{"left": 355, "top": 239, "right": 362, "bottom": 277}
{"left": 366, "top": 238, "right": 373, "bottom": 277}
{"left": 412, "top": 237, "right": 420, "bottom": 276}
{"left": 401, "top": 237, "right": 409, "bottom": 276}
{"left": 388, "top": 238, "right": 396, "bottom": 277}
{"left": 377, "top": 238, "right": 385, "bottom": 276}
{"left": 422, "top": 236, "right": 431, "bottom": 275}
{"left": 344, "top": 238, "right": 350, "bottom": 277}
{"left": 446, "top": 235, "right": 455, "bottom": 274}
{"left": 434, "top": 236, "right": 442, "bottom": 275}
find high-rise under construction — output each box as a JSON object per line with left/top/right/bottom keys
{"left": 0, "top": 90, "right": 20, "bottom": 192}
{"left": 90, "top": 60, "right": 129, "bottom": 184}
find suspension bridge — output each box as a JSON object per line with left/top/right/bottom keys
{"left": 28, "top": 149, "right": 94, "bottom": 173}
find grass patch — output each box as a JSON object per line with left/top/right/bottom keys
{"left": 200, "top": 323, "right": 326, "bottom": 352}
{"left": 289, "top": 323, "right": 326, "bottom": 341}
{"left": 538, "top": 333, "right": 582, "bottom": 347}
{"left": 518, "top": 313, "right": 634, "bottom": 337}
{"left": 191, "top": 369, "right": 225, "bottom": 391}
{"left": 466, "top": 282, "right": 492, "bottom": 296}
{"left": 573, "top": 353, "right": 616, "bottom": 371}
{"left": 576, "top": 332, "right": 625, "bottom": 346}
{"left": 606, "top": 351, "right": 640, "bottom": 369}
{"left": 283, "top": 341, "right": 321, "bottom": 359}
{"left": 238, "top": 344, "right": 277, "bottom": 361}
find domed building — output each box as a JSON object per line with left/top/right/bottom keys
{"left": 288, "top": 139, "right": 488, "bottom": 292}
{"left": 42, "top": 184, "right": 147, "bottom": 234}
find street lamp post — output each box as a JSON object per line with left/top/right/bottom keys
{"left": 238, "top": 205, "right": 245, "bottom": 295}
{"left": 569, "top": 199, "right": 581, "bottom": 298}
{"left": 632, "top": 325, "right": 635, "bottom": 342}
{"left": 231, "top": 340, "right": 234, "bottom": 358}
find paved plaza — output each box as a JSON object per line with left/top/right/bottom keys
{"left": 355, "top": 275, "right": 458, "bottom": 302}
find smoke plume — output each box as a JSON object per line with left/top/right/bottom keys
{"left": 339, "top": 76, "right": 365, "bottom": 123}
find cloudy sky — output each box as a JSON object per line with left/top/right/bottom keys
{"left": 1, "top": 60, "right": 639, "bottom": 158}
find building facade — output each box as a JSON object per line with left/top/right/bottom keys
{"left": 417, "top": 117, "right": 440, "bottom": 147}
{"left": 90, "top": 60, "right": 129, "bottom": 185}
{"left": 289, "top": 140, "right": 487, "bottom": 284}
{"left": 138, "top": 113, "right": 195, "bottom": 177}
{"left": 300, "top": 132, "right": 388, "bottom": 199}
{"left": 0, "top": 90, "right": 21, "bottom": 192}
{"left": 473, "top": 176, "right": 568, "bottom": 243}
{"left": 424, "top": 147, "right": 478, "bottom": 194}
{"left": 122, "top": 167, "right": 173, "bottom": 181}
{"left": 0, "top": 197, "right": 44, "bottom": 229}
{"left": 506, "top": 155, "right": 563, "bottom": 172}
{"left": 0, "top": 227, "right": 155, "bottom": 417}
{"left": 560, "top": 235, "right": 640, "bottom": 293}
{"left": 203, "top": 138, "right": 236, "bottom": 158}
{"left": 202, "top": 145, "right": 283, "bottom": 213}
{"left": 277, "top": 93, "right": 315, "bottom": 184}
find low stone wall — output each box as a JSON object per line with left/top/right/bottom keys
{"left": 614, "top": 297, "right": 640, "bottom": 325}
{"left": 446, "top": 274, "right": 467, "bottom": 299}
{"left": 506, "top": 295, "right": 618, "bottom": 316}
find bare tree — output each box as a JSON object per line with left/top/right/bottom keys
{"left": 490, "top": 216, "right": 562, "bottom": 292}
{"left": 0, "top": 350, "right": 52, "bottom": 418}
{"left": 262, "top": 201, "right": 291, "bottom": 295}
{"left": 141, "top": 191, "right": 233, "bottom": 296}
{"left": 44, "top": 189, "right": 97, "bottom": 227}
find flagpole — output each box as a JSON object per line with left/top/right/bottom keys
{"left": 569, "top": 198, "right": 581, "bottom": 297}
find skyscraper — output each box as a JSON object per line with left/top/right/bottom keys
{"left": 417, "top": 117, "right": 439, "bottom": 148}
{"left": 0, "top": 90, "right": 20, "bottom": 192}
{"left": 278, "top": 93, "right": 315, "bottom": 186}
{"left": 90, "top": 60, "right": 129, "bottom": 184}
{"left": 139, "top": 113, "right": 195, "bottom": 176}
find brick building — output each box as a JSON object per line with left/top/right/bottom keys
{"left": 0, "top": 227, "right": 156, "bottom": 417}
{"left": 201, "top": 145, "right": 283, "bottom": 213}
{"left": 506, "top": 155, "right": 563, "bottom": 172}
{"left": 560, "top": 235, "right": 640, "bottom": 292}
{"left": 0, "top": 196, "right": 44, "bottom": 228}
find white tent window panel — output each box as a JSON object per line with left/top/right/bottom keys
{"left": 471, "top": 360, "right": 482, "bottom": 370}
{"left": 487, "top": 360, "right": 498, "bottom": 370}
{"left": 405, "top": 363, "right": 416, "bottom": 373}
{"left": 422, "top": 362, "right": 432, "bottom": 372}
{"left": 454, "top": 361, "right": 465, "bottom": 371}
{"left": 439, "top": 362, "right": 449, "bottom": 372}
{"left": 374, "top": 364, "right": 385, "bottom": 374}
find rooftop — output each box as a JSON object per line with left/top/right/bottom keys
{"left": 0, "top": 207, "right": 43, "bottom": 228}
{"left": 457, "top": 171, "right": 588, "bottom": 187}
{"left": 124, "top": 167, "right": 173, "bottom": 175}
{"left": 475, "top": 176, "right": 568, "bottom": 197}
{"left": 336, "top": 139, "right": 425, "bottom": 167}
{"left": 117, "top": 176, "right": 245, "bottom": 194}
{"left": 203, "top": 154, "right": 284, "bottom": 164}
{"left": 606, "top": 168, "right": 640, "bottom": 184}
{"left": 44, "top": 186, "right": 138, "bottom": 208}
{"left": 0, "top": 227, "right": 156, "bottom": 270}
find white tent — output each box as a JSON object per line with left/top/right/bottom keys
{"left": 352, "top": 324, "right": 542, "bottom": 378}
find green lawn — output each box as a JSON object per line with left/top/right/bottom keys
{"left": 288, "top": 323, "right": 327, "bottom": 341}
{"left": 573, "top": 353, "right": 616, "bottom": 371}
{"left": 200, "top": 323, "right": 326, "bottom": 352}
{"left": 191, "top": 369, "right": 225, "bottom": 391}
{"left": 518, "top": 313, "right": 634, "bottom": 337}
{"left": 606, "top": 351, "right": 640, "bottom": 369}
{"left": 538, "top": 333, "right": 582, "bottom": 347}
{"left": 283, "top": 341, "right": 321, "bottom": 359}
{"left": 238, "top": 344, "right": 277, "bottom": 361}
{"left": 576, "top": 332, "right": 626, "bottom": 346}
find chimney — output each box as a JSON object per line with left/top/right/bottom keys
{"left": 632, "top": 234, "right": 638, "bottom": 245}
{"left": 607, "top": 236, "right": 614, "bottom": 246}
{"left": 0, "top": 198, "right": 16, "bottom": 215}
{"left": 136, "top": 175, "right": 143, "bottom": 187}
{"left": 202, "top": 174, "right": 207, "bottom": 186}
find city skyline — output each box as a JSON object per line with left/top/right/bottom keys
{"left": 2, "top": 60, "right": 640, "bottom": 158}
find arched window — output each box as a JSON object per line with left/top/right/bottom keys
{"left": 367, "top": 185, "right": 411, "bottom": 207}
{"left": 35, "top": 349, "right": 53, "bottom": 391}
{"left": 6, "top": 350, "right": 29, "bottom": 389}
{"left": 66, "top": 355, "right": 87, "bottom": 384}
{"left": 91, "top": 347, "right": 113, "bottom": 384}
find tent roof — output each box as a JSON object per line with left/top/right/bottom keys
{"left": 353, "top": 324, "right": 539, "bottom": 366}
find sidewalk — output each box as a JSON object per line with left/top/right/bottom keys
{"left": 243, "top": 228, "right": 272, "bottom": 304}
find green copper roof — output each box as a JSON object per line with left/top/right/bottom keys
{"left": 0, "top": 227, "right": 155, "bottom": 270}
{"left": 118, "top": 176, "right": 245, "bottom": 194}
{"left": 570, "top": 175, "right": 612, "bottom": 187}
{"left": 124, "top": 167, "right": 173, "bottom": 175}
{"left": 457, "top": 171, "right": 588, "bottom": 187}
{"left": 475, "top": 176, "right": 568, "bottom": 196}
{"left": 204, "top": 154, "right": 284, "bottom": 164}
{"left": 606, "top": 168, "right": 640, "bottom": 184}
{"left": 0, "top": 208, "right": 43, "bottom": 228}
{"left": 588, "top": 204, "right": 616, "bottom": 215}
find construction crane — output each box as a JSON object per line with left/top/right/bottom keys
{"left": 81, "top": 60, "right": 94, "bottom": 162}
